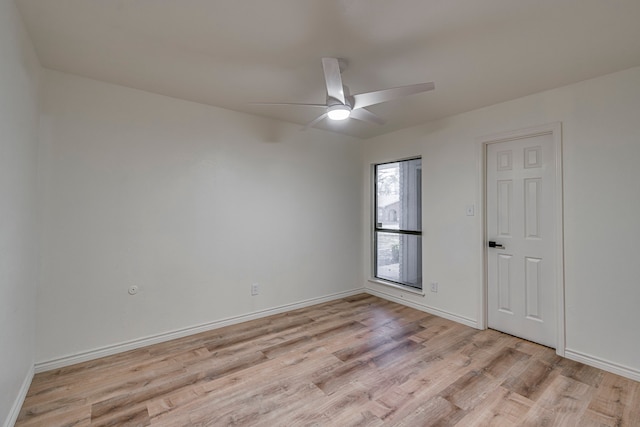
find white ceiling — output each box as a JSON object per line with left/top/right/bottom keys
{"left": 16, "top": 0, "right": 640, "bottom": 139}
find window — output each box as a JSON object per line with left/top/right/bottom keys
{"left": 374, "top": 158, "right": 422, "bottom": 289}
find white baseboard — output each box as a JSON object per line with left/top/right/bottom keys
{"left": 35, "top": 288, "right": 365, "bottom": 373}
{"left": 564, "top": 349, "right": 640, "bottom": 382}
{"left": 365, "top": 288, "right": 479, "bottom": 329}
{"left": 3, "top": 364, "right": 34, "bottom": 427}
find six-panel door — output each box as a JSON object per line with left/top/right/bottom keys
{"left": 487, "top": 132, "right": 557, "bottom": 348}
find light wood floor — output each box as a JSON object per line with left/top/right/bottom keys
{"left": 17, "top": 294, "right": 640, "bottom": 426}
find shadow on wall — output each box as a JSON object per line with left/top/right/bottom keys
{"left": 245, "top": 116, "right": 297, "bottom": 143}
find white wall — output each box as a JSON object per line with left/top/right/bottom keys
{"left": 0, "top": 0, "right": 41, "bottom": 425}
{"left": 363, "top": 66, "right": 640, "bottom": 378}
{"left": 36, "top": 70, "right": 363, "bottom": 365}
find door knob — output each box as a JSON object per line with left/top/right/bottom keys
{"left": 488, "top": 241, "right": 505, "bottom": 249}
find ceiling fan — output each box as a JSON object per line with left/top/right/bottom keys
{"left": 251, "top": 58, "right": 435, "bottom": 128}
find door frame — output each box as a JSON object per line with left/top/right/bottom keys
{"left": 477, "top": 122, "right": 565, "bottom": 356}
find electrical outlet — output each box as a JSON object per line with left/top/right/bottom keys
{"left": 251, "top": 283, "right": 259, "bottom": 296}
{"left": 430, "top": 282, "right": 438, "bottom": 293}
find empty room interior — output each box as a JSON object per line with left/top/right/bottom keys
{"left": 3, "top": 1, "right": 640, "bottom": 426}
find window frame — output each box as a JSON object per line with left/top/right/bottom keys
{"left": 372, "top": 157, "right": 423, "bottom": 290}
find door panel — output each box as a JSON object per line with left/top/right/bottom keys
{"left": 487, "top": 133, "right": 556, "bottom": 347}
{"left": 497, "top": 253, "right": 512, "bottom": 313}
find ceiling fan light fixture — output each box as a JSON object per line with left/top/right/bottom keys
{"left": 251, "top": 58, "right": 434, "bottom": 130}
{"left": 327, "top": 104, "right": 351, "bottom": 121}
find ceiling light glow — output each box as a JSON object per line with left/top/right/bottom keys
{"left": 327, "top": 104, "right": 351, "bottom": 121}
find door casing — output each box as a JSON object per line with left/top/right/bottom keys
{"left": 477, "top": 122, "right": 565, "bottom": 356}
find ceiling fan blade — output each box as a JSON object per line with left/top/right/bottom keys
{"left": 321, "top": 58, "right": 346, "bottom": 104}
{"left": 249, "top": 102, "right": 326, "bottom": 108}
{"left": 352, "top": 82, "right": 435, "bottom": 109}
{"left": 349, "top": 108, "right": 386, "bottom": 125}
{"left": 303, "top": 113, "right": 328, "bottom": 130}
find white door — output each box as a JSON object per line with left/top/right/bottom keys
{"left": 486, "top": 132, "right": 558, "bottom": 348}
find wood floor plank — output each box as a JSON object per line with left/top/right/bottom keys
{"left": 440, "top": 370, "right": 503, "bottom": 411}
{"left": 455, "top": 386, "right": 534, "bottom": 427}
{"left": 16, "top": 404, "right": 92, "bottom": 427}
{"left": 583, "top": 371, "right": 640, "bottom": 426}
{"left": 150, "top": 347, "right": 339, "bottom": 424}
{"left": 579, "top": 409, "right": 622, "bottom": 427}
{"left": 519, "top": 374, "right": 595, "bottom": 426}
{"left": 390, "top": 395, "right": 468, "bottom": 427}
{"left": 559, "top": 358, "right": 604, "bottom": 387}
{"left": 15, "top": 294, "right": 640, "bottom": 426}
{"left": 501, "top": 358, "right": 559, "bottom": 400}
